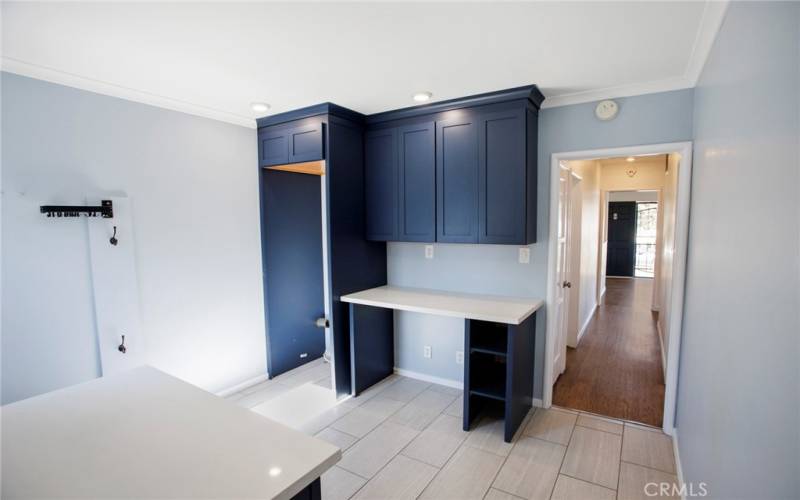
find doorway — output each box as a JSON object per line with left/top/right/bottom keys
{"left": 545, "top": 143, "right": 692, "bottom": 433}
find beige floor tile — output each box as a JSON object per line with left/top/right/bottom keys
{"left": 321, "top": 466, "right": 366, "bottom": 500}
{"left": 353, "top": 455, "right": 438, "bottom": 500}
{"left": 483, "top": 488, "right": 524, "bottom": 500}
{"left": 618, "top": 462, "right": 680, "bottom": 500}
{"left": 315, "top": 427, "right": 359, "bottom": 452}
{"left": 338, "top": 421, "right": 419, "bottom": 478}
{"left": 523, "top": 407, "right": 577, "bottom": 445}
{"left": 276, "top": 363, "right": 332, "bottom": 388}
{"left": 298, "top": 403, "right": 355, "bottom": 435}
{"left": 348, "top": 375, "right": 401, "bottom": 406}
{"left": 331, "top": 397, "right": 405, "bottom": 438}
{"left": 428, "top": 384, "right": 463, "bottom": 397}
{"left": 492, "top": 437, "right": 565, "bottom": 500}
{"left": 621, "top": 425, "right": 676, "bottom": 474}
{"left": 576, "top": 414, "right": 623, "bottom": 435}
{"left": 444, "top": 395, "right": 464, "bottom": 418}
{"left": 550, "top": 475, "right": 616, "bottom": 500}
{"left": 402, "top": 414, "right": 468, "bottom": 467}
{"left": 389, "top": 389, "right": 456, "bottom": 431}
{"left": 560, "top": 426, "right": 621, "bottom": 489}
{"left": 380, "top": 377, "right": 431, "bottom": 402}
{"left": 463, "top": 416, "right": 515, "bottom": 457}
{"left": 420, "top": 446, "right": 505, "bottom": 500}
{"left": 314, "top": 376, "right": 332, "bottom": 389}
{"left": 235, "top": 382, "right": 292, "bottom": 408}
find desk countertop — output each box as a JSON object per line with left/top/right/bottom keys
{"left": 1, "top": 366, "right": 339, "bottom": 500}
{"left": 341, "top": 285, "right": 543, "bottom": 325}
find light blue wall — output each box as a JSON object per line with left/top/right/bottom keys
{"left": 1, "top": 73, "right": 265, "bottom": 404}
{"left": 676, "top": 3, "right": 799, "bottom": 498}
{"left": 389, "top": 88, "right": 694, "bottom": 395}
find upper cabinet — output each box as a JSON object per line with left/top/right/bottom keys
{"left": 362, "top": 85, "right": 542, "bottom": 245}
{"left": 258, "top": 120, "right": 325, "bottom": 167}
{"left": 398, "top": 122, "right": 436, "bottom": 242}
{"left": 437, "top": 116, "right": 479, "bottom": 243}
{"left": 365, "top": 128, "right": 399, "bottom": 241}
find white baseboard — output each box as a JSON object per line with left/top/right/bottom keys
{"left": 393, "top": 368, "right": 463, "bottom": 389}
{"left": 598, "top": 286, "right": 607, "bottom": 304}
{"left": 656, "top": 322, "right": 667, "bottom": 378}
{"left": 215, "top": 372, "right": 269, "bottom": 397}
{"left": 532, "top": 398, "right": 544, "bottom": 408}
{"left": 672, "top": 427, "right": 686, "bottom": 499}
{"left": 576, "top": 303, "right": 598, "bottom": 345}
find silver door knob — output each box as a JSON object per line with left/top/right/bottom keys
{"left": 315, "top": 318, "right": 329, "bottom": 328}
{"left": 562, "top": 281, "right": 572, "bottom": 288}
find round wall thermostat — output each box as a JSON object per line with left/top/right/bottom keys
{"left": 595, "top": 100, "right": 619, "bottom": 121}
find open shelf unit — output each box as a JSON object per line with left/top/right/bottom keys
{"left": 463, "top": 313, "right": 537, "bottom": 442}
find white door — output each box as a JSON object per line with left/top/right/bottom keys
{"left": 552, "top": 165, "right": 572, "bottom": 381}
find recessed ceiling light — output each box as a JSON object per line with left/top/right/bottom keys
{"left": 412, "top": 92, "right": 433, "bottom": 103}
{"left": 268, "top": 467, "right": 282, "bottom": 477}
{"left": 626, "top": 156, "right": 636, "bottom": 162}
{"left": 251, "top": 102, "right": 271, "bottom": 113}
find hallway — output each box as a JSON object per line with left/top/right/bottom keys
{"left": 553, "top": 278, "right": 665, "bottom": 427}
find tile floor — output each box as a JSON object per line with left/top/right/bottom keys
{"left": 226, "top": 359, "right": 680, "bottom": 500}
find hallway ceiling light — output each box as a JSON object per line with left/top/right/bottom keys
{"left": 412, "top": 91, "right": 433, "bottom": 102}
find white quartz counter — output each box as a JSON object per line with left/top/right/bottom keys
{"left": 1, "top": 366, "right": 339, "bottom": 499}
{"left": 341, "top": 285, "right": 543, "bottom": 325}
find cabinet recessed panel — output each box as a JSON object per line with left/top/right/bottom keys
{"left": 365, "top": 129, "right": 398, "bottom": 241}
{"left": 437, "top": 117, "right": 479, "bottom": 243}
{"left": 399, "top": 122, "right": 435, "bottom": 241}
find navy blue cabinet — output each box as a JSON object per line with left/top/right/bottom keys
{"left": 363, "top": 85, "right": 542, "bottom": 245}
{"left": 436, "top": 116, "right": 479, "bottom": 243}
{"left": 398, "top": 122, "right": 436, "bottom": 242}
{"left": 478, "top": 109, "right": 526, "bottom": 244}
{"left": 364, "top": 128, "right": 398, "bottom": 241}
{"left": 258, "top": 121, "right": 324, "bottom": 167}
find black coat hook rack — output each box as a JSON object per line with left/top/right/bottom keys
{"left": 40, "top": 200, "right": 113, "bottom": 218}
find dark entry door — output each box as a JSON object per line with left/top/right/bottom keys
{"left": 262, "top": 169, "right": 326, "bottom": 377}
{"left": 606, "top": 201, "right": 637, "bottom": 277}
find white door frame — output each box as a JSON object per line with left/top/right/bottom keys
{"left": 544, "top": 141, "right": 693, "bottom": 434}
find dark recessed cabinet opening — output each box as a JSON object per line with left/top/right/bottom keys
{"left": 469, "top": 352, "right": 507, "bottom": 401}
{"left": 468, "top": 320, "right": 508, "bottom": 356}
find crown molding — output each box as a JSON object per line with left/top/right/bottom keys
{"left": 542, "top": 0, "right": 729, "bottom": 109}
{"left": 1, "top": 57, "right": 257, "bottom": 129}
{"left": 540, "top": 76, "right": 694, "bottom": 109}
{"left": 683, "top": 0, "right": 729, "bottom": 86}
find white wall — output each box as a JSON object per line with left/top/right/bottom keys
{"left": 565, "top": 160, "right": 600, "bottom": 347}
{"left": 676, "top": 3, "right": 799, "bottom": 497}
{"left": 1, "top": 73, "right": 266, "bottom": 404}
{"left": 656, "top": 153, "right": 680, "bottom": 364}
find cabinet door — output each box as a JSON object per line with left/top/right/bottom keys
{"left": 258, "top": 128, "right": 289, "bottom": 167}
{"left": 288, "top": 123, "right": 324, "bottom": 163}
{"left": 364, "top": 128, "right": 398, "bottom": 241}
{"left": 398, "top": 122, "right": 435, "bottom": 242}
{"left": 478, "top": 109, "right": 526, "bottom": 244}
{"left": 436, "top": 116, "right": 479, "bottom": 243}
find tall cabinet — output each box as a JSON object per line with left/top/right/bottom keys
{"left": 363, "top": 85, "right": 543, "bottom": 245}
{"left": 257, "top": 104, "right": 386, "bottom": 398}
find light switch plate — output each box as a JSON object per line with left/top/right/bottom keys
{"left": 423, "top": 345, "right": 432, "bottom": 358}
{"left": 425, "top": 245, "right": 434, "bottom": 259}
{"left": 455, "top": 351, "right": 464, "bottom": 365}
{"left": 518, "top": 247, "right": 530, "bottom": 264}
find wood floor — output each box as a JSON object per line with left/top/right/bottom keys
{"left": 553, "top": 278, "right": 665, "bottom": 427}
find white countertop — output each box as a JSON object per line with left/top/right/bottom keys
{"left": 1, "top": 366, "right": 340, "bottom": 500}
{"left": 341, "top": 285, "right": 543, "bottom": 325}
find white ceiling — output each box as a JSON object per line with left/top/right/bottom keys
{"left": 1, "top": 2, "right": 727, "bottom": 128}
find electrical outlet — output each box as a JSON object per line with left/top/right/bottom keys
{"left": 455, "top": 351, "right": 464, "bottom": 365}
{"left": 423, "top": 345, "right": 432, "bottom": 359}
{"left": 518, "top": 247, "right": 530, "bottom": 264}
{"left": 425, "top": 245, "right": 434, "bottom": 259}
